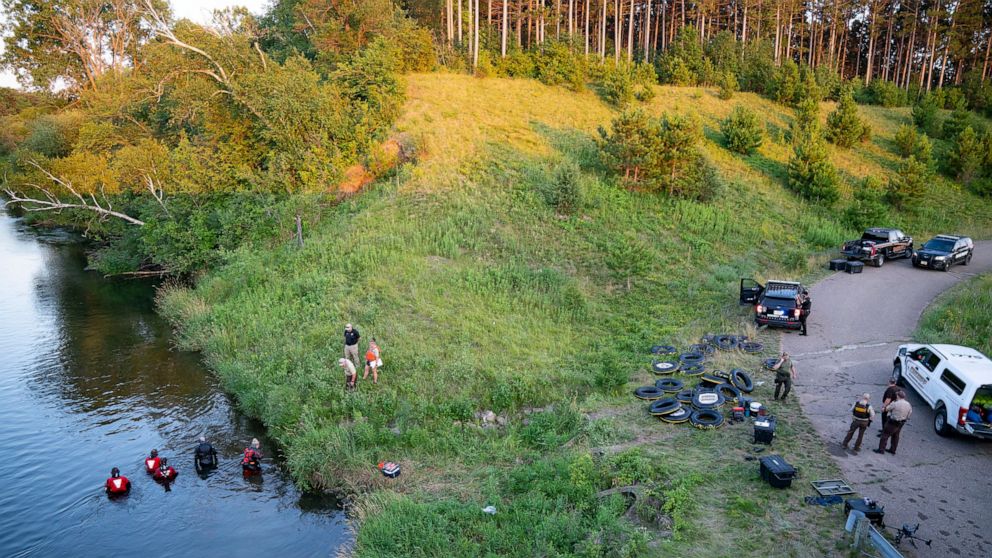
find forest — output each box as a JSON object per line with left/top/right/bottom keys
{"left": 4, "top": 1, "right": 992, "bottom": 557}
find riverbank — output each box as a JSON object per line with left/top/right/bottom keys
{"left": 159, "top": 74, "right": 992, "bottom": 556}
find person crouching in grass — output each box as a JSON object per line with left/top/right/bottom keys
{"left": 339, "top": 358, "right": 357, "bottom": 390}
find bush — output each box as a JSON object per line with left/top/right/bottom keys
{"left": 773, "top": 60, "right": 800, "bottom": 105}
{"left": 717, "top": 71, "right": 738, "bottom": 100}
{"left": 791, "top": 97, "right": 820, "bottom": 139}
{"left": 947, "top": 126, "right": 983, "bottom": 184}
{"left": 534, "top": 41, "right": 586, "bottom": 91}
{"left": 597, "top": 109, "right": 660, "bottom": 184}
{"left": 888, "top": 156, "right": 928, "bottom": 209}
{"left": 864, "top": 79, "right": 907, "bottom": 107}
{"left": 912, "top": 93, "right": 940, "bottom": 135}
{"left": 942, "top": 98, "right": 971, "bottom": 139}
{"left": 788, "top": 128, "right": 839, "bottom": 205}
{"left": 721, "top": 105, "right": 763, "bottom": 154}
{"left": 540, "top": 160, "right": 583, "bottom": 214}
{"left": 796, "top": 63, "right": 822, "bottom": 104}
{"left": 656, "top": 25, "right": 709, "bottom": 86}
{"left": 893, "top": 125, "right": 918, "bottom": 157}
{"left": 496, "top": 50, "right": 537, "bottom": 78}
{"left": 844, "top": 176, "right": 889, "bottom": 230}
{"left": 825, "top": 87, "right": 867, "bottom": 148}
{"left": 814, "top": 67, "right": 842, "bottom": 100}
{"left": 740, "top": 39, "right": 776, "bottom": 94}
{"left": 601, "top": 64, "right": 634, "bottom": 107}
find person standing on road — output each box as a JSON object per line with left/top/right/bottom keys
{"left": 343, "top": 323, "right": 361, "bottom": 366}
{"left": 772, "top": 352, "right": 797, "bottom": 400}
{"left": 875, "top": 390, "right": 912, "bottom": 455}
{"left": 799, "top": 289, "right": 812, "bottom": 336}
{"left": 878, "top": 378, "right": 899, "bottom": 435}
{"left": 842, "top": 393, "right": 875, "bottom": 454}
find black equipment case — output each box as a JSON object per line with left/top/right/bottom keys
{"left": 758, "top": 455, "right": 796, "bottom": 489}
{"left": 844, "top": 498, "right": 885, "bottom": 527}
{"left": 829, "top": 259, "right": 848, "bottom": 271}
{"left": 846, "top": 261, "right": 864, "bottom": 274}
{"left": 753, "top": 417, "right": 776, "bottom": 445}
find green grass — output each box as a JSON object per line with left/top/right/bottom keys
{"left": 917, "top": 272, "right": 992, "bottom": 356}
{"left": 158, "top": 73, "right": 992, "bottom": 556}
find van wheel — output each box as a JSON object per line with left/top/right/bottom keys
{"left": 892, "top": 364, "right": 904, "bottom": 387}
{"left": 934, "top": 405, "right": 954, "bottom": 437}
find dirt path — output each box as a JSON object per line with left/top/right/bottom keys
{"left": 781, "top": 241, "right": 992, "bottom": 557}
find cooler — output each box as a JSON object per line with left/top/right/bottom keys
{"left": 846, "top": 261, "right": 864, "bottom": 274}
{"left": 829, "top": 259, "right": 848, "bottom": 271}
{"left": 753, "top": 417, "right": 776, "bottom": 445}
{"left": 758, "top": 455, "right": 796, "bottom": 489}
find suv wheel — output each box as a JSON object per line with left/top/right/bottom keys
{"left": 964, "top": 252, "right": 972, "bottom": 266}
{"left": 942, "top": 261, "right": 951, "bottom": 272}
{"left": 892, "top": 363, "right": 904, "bottom": 387}
{"left": 875, "top": 254, "right": 885, "bottom": 268}
{"left": 934, "top": 405, "right": 954, "bottom": 437}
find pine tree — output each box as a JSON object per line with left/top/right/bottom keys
{"left": 893, "top": 125, "right": 918, "bottom": 158}
{"left": 947, "top": 126, "right": 983, "bottom": 184}
{"left": 788, "top": 129, "right": 840, "bottom": 205}
{"left": 721, "top": 105, "right": 763, "bottom": 154}
{"left": 717, "top": 71, "right": 738, "bottom": 100}
{"left": 887, "top": 157, "right": 928, "bottom": 209}
{"left": 825, "top": 88, "right": 866, "bottom": 148}
{"left": 942, "top": 98, "right": 971, "bottom": 140}
{"left": 844, "top": 176, "right": 889, "bottom": 230}
{"left": 912, "top": 93, "right": 940, "bottom": 136}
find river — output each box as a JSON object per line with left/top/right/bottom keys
{"left": 0, "top": 211, "right": 349, "bottom": 558}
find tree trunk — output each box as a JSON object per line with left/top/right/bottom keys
{"left": 627, "top": 0, "right": 634, "bottom": 61}
{"left": 643, "top": 0, "right": 651, "bottom": 63}
{"left": 473, "top": 0, "right": 480, "bottom": 69}
{"left": 458, "top": 0, "right": 463, "bottom": 44}
{"left": 601, "top": 0, "right": 607, "bottom": 59}
{"left": 982, "top": 27, "right": 992, "bottom": 80}
{"left": 502, "top": 0, "right": 508, "bottom": 57}
{"left": 865, "top": 0, "right": 876, "bottom": 86}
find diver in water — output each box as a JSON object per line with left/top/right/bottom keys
{"left": 144, "top": 449, "right": 160, "bottom": 473}
{"left": 241, "top": 438, "right": 262, "bottom": 475}
{"left": 105, "top": 467, "right": 131, "bottom": 496}
{"left": 194, "top": 436, "right": 218, "bottom": 472}
{"left": 153, "top": 457, "right": 178, "bottom": 482}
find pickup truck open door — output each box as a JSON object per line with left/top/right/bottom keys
{"left": 740, "top": 279, "right": 764, "bottom": 305}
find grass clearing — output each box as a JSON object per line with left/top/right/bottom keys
{"left": 159, "top": 73, "right": 992, "bottom": 556}
{"left": 916, "top": 272, "right": 992, "bottom": 355}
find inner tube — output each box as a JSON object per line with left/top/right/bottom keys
{"left": 655, "top": 378, "right": 684, "bottom": 393}
{"left": 652, "top": 360, "right": 680, "bottom": 374}
{"left": 679, "top": 352, "right": 705, "bottom": 364}
{"left": 690, "top": 409, "right": 725, "bottom": 429}
{"left": 700, "top": 373, "right": 725, "bottom": 386}
{"left": 711, "top": 369, "right": 731, "bottom": 380}
{"left": 650, "top": 344, "right": 677, "bottom": 355}
{"left": 763, "top": 357, "right": 780, "bottom": 370}
{"left": 692, "top": 390, "right": 726, "bottom": 410}
{"left": 648, "top": 397, "right": 681, "bottom": 416}
{"left": 675, "top": 389, "right": 694, "bottom": 404}
{"left": 713, "top": 334, "right": 738, "bottom": 350}
{"left": 680, "top": 364, "right": 705, "bottom": 376}
{"left": 741, "top": 342, "right": 764, "bottom": 354}
{"left": 730, "top": 369, "right": 754, "bottom": 393}
{"left": 633, "top": 386, "right": 665, "bottom": 400}
{"left": 715, "top": 382, "right": 742, "bottom": 402}
{"left": 688, "top": 343, "right": 716, "bottom": 355}
{"left": 735, "top": 334, "right": 750, "bottom": 342}
{"left": 659, "top": 407, "right": 691, "bottom": 423}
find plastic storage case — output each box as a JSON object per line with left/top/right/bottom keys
{"left": 846, "top": 261, "right": 864, "bottom": 274}
{"left": 829, "top": 258, "right": 848, "bottom": 271}
{"left": 753, "top": 417, "right": 776, "bottom": 445}
{"left": 844, "top": 498, "right": 885, "bottom": 527}
{"left": 758, "top": 455, "right": 796, "bottom": 489}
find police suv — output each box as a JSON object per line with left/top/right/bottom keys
{"left": 892, "top": 343, "right": 992, "bottom": 439}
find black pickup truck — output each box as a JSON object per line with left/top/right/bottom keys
{"left": 841, "top": 228, "right": 913, "bottom": 267}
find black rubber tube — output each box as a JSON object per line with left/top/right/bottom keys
{"left": 655, "top": 378, "right": 684, "bottom": 393}
{"left": 688, "top": 343, "right": 716, "bottom": 355}
{"left": 700, "top": 373, "right": 725, "bottom": 386}
{"left": 715, "top": 382, "right": 742, "bottom": 402}
{"left": 690, "top": 409, "right": 724, "bottom": 429}
{"left": 730, "top": 369, "right": 754, "bottom": 393}
{"left": 652, "top": 360, "right": 680, "bottom": 374}
{"left": 650, "top": 344, "right": 677, "bottom": 355}
{"left": 679, "top": 352, "right": 705, "bottom": 364}
{"left": 712, "top": 369, "right": 731, "bottom": 380}
{"left": 713, "top": 334, "right": 737, "bottom": 350}
{"left": 692, "top": 390, "right": 726, "bottom": 410}
{"left": 680, "top": 364, "right": 705, "bottom": 376}
{"left": 675, "top": 389, "right": 694, "bottom": 404}
{"left": 763, "top": 357, "right": 780, "bottom": 370}
{"left": 648, "top": 397, "right": 681, "bottom": 416}
{"left": 634, "top": 386, "right": 665, "bottom": 400}
{"left": 741, "top": 342, "right": 764, "bottom": 354}
{"left": 659, "top": 407, "right": 691, "bottom": 423}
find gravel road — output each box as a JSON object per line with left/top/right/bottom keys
{"left": 782, "top": 241, "right": 992, "bottom": 558}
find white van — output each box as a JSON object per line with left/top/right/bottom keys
{"left": 892, "top": 344, "right": 992, "bottom": 439}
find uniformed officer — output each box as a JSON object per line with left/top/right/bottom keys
{"left": 842, "top": 393, "right": 875, "bottom": 454}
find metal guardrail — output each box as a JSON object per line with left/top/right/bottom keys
{"left": 845, "top": 510, "right": 904, "bottom": 558}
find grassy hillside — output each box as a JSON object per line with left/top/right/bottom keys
{"left": 917, "top": 272, "right": 992, "bottom": 356}
{"left": 160, "top": 73, "right": 992, "bottom": 556}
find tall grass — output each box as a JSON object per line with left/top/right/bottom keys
{"left": 917, "top": 273, "right": 992, "bottom": 355}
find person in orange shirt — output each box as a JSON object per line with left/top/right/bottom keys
{"left": 363, "top": 339, "right": 382, "bottom": 384}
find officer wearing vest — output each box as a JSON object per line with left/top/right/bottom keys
{"left": 842, "top": 393, "right": 875, "bottom": 454}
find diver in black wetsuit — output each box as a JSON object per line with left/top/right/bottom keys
{"left": 194, "top": 436, "right": 218, "bottom": 472}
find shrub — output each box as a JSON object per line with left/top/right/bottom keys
{"left": 597, "top": 109, "right": 660, "bottom": 183}
{"left": 814, "top": 67, "right": 842, "bottom": 100}
{"left": 796, "top": 63, "right": 822, "bottom": 104}
{"left": 656, "top": 25, "right": 709, "bottom": 85}
{"left": 825, "top": 87, "right": 867, "bottom": 148}
{"left": 893, "top": 125, "right": 918, "bottom": 157}
{"left": 791, "top": 97, "right": 820, "bottom": 139}
{"left": 604, "top": 232, "right": 652, "bottom": 290}
{"left": 706, "top": 31, "right": 741, "bottom": 76}
{"left": 887, "top": 156, "right": 928, "bottom": 209}
{"left": 912, "top": 93, "right": 940, "bottom": 135}
{"left": 942, "top": 98, "right": 971, "bottom": 139}
{"left": 717, "top": 71, "right": 738, "bottom": 100}
{"left": 788, "top": 128, "right": 839, "bottom": 205}
{"left": 721, "top": 105, "right": 763, "bottom": 154}
{"left": 944, "top": 88, "right": 966, "bottom": 110}
{"left": 844, "top": 176, "right": 889, "bottom": 230}
{"left": 534, "top": 41, "right": 585, "bottom": 91}
{"left": 865, "top": 79, "right": 907, "bottom": 107}
{"left": 540, "top": 160, "right": 583, "bottom": 214}
{"left": 631, "top": 63, "right": 658, "bottom": 102}
{"left": 601, "top": 64, "right": 634, "bottom": 107}
{"left": 946, "top": 126, "right": 983, "bottom": 184}
{"left": 773, "top": 60, "right": 800, "bottom": 105}
{"left": 672, "top": 152, "right": 723, "bottom": 201}
{"left": 740, "top": 39, "right": 776, "bottom": 94}
{"left": 496, "top": 50, "right": 536, "bottom": 78}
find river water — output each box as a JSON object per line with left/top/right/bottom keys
{"left": 0, "top": 211, "right": 349, "bottom": 558}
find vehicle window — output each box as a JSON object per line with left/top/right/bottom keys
{"left": 863, "top": 232, "right": 888, "bottom": 242}
{"left": 924, "top": 353, "right": 942, "bottom": 372}
{"left": 940, "top": 370, "right": 966, "bottom": 395}
{"left": 761, "top": 296, "right": 797, "bottom": 308}
{"left": 923, "top": 239, "right": 955, "bottom": 252}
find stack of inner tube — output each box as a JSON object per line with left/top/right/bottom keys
{"left": 740, "top": 341, "right": 764, "bottom": 354}
{"left": 690, "top": 409, "right": 724, "bottom": 429}
{"left": 688, "top": 343, "right": 716, "bottom": 356}
{"left": 659, "top": 407, "right": 691, "bottom": 423}
{"left": 655, "top": 378, "right": 684, "bottom": 393}
{"left": 648, "top": 397, "right": 680, "bottom": 416}
{"left": 680, "top": 364, "right": 705, "bottom": 376}
{"left": 651, "top": 360, "right": 680, "bottom": 374}
{"left": 692, "top": 390, "right": 726, "bottom": 410}
{"left": 712, "top": 334, "right": 738, "bottom": 350}
{"left": 700, "top": 373, "right": 725, "bottom": 386}
{"left": 634, "top": 386, "right": 665, "bottom": 400}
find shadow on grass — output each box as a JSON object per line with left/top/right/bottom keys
{"left": 742, "top": 151, "right": 789, "bottom": 184}
{"left": 530, "top": 120, "right": 607, "bottom": 173}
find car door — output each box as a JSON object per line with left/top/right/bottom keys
{"left": 740, "top": 279, "right": 764, "bottom": 305}
{"left": 889, "top": 230, "right": 907, "bottom": 256}
{"left": 906, "top": 347, "right": 936, "bottom": 403}
{"left": 953, "top": 240, "right": 967, "bottom": 263}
